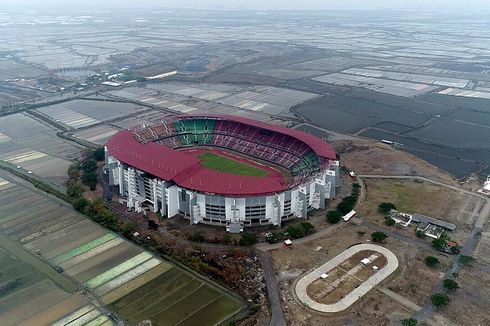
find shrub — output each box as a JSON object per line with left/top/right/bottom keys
{"left": 416, "top": 230, "right": 425, "bottom": 238}
{"left": 425, "top": 256, "right": 440, "bottom": 267}
{"left": 371, "top": 231, "right": 388, "bottom": 243}
{"left": 286, "top": 224, "right": 306, "bottom": 239}
{"left": 385, "top": 217, "right": 395, "bottom": 226}
{"left": 240, "top": 232, "right": 258, "bottom": 246}
{"left": 327, "top": 210, "right": 342, "bottom": 224}
{"left": 432, "top": 238, "right": 447, "bottom": 250}
{"left": 401, "top": 318, "right": 417, "bottom": 326}
{"left": 72, "top": 197, "right": 90, "bottom": 213}
{"left": 431, "top": 293, "right": 449, "bottom": 308}
{"left": 443, "top": 279, "right": 459, "bottom": 291}
{"left": 459, "top": 255, "right": 474, "bottom": 266}
{"left": 67, "top": 181, "right": 84, "bottom": 198}
{"left": 378, "top": 202, "right": 396, "bottom": 214}
{"left": 301, "top": 222, "right": 315, "bottom": 235}
{"left": 93, "top": 147, "right": 105, "bottom": 161}
{"left": 121, "top": 222, "right": 137, "bottom": 238}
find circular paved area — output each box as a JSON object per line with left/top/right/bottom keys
{"left": 295, "top": 244, "right": 398, "bottom": 313}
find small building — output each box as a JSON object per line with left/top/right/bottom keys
{"left": 360, "top": 258, "right": 371, "bottom": 265}
{"left": 372, "top": 266, "right": 379, "bottom": 271}
{"left": 320, "top": 273, "right": 328, "bottom": 279}
{"left": 284, "top": 239, "right": 293, "bottom": 247}
{"left": 417, "top": 222, "right": 444, "bottom": 239}
{"left": 390, "top": 210, "right": 412, "bottom": 227}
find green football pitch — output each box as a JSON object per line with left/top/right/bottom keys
{"left": 198, "top": 152, "right": 270, "bottom": 177}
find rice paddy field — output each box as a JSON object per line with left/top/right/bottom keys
{"left": 0, "top": 173, "right": 242, "bottom": 325}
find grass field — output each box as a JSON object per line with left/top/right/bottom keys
{"left": 198, "top": 152, "right": 269, "bottom": 177}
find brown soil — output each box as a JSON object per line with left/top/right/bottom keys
{"left": 333, "top": 139, "right": 458, "bottom": 185}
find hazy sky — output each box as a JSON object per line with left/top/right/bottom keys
{"left": 7, "top": 0, "right": 490, "bottom": 11}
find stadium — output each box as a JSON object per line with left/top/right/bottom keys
{"left": 105, "top": 115, "right": 339, "bottom": 232}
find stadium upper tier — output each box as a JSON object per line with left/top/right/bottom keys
{"left": 107, "top": 115, "right": 336, "bottom": 196}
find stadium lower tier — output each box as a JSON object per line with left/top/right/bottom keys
{"left": 106, "top": 158, "right": 340, "bottom": 233}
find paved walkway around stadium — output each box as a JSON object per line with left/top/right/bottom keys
{"left": 295, "top": 244, "right": 398, "bottom": 313}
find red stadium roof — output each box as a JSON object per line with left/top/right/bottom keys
{"left": 106, "top": 115, "right": 336, "bottom": 196}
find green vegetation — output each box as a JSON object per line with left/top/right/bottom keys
{"left": 240, "top": 232, "right": 258, "bottom": 246}
{"left": 443, "top": 279, "right": 459, "bottom": 291}
{"left": 431, "top": 293, "right": 449, "bottom": 308}
{"left": 459, "top": 255, "right": 475, "bottom": 266}
{"left": 326, "top": 210, "right": 342, "bottom": 224}
{"left": 385, "top": 217, "right": 395, "bottom": 226}
{"left": 432, "top": 238, "right": 447, "bottom": 250}
{"left": 198, "top": 152, "right": 269, "bottom": 177}
{"left": 425, "top": 256, "right": 440, "bottom": 268}
{"left": 378, "top": 202, "right": 397, "bottom": 214}
{"left": 416, "top": 230, "right": 426, "bottom": 238}
{"left": 326, "top": 183, "right": 361, "bottom": 223}
{"left": 357, "top": 231, "right": 366, "bottom": 238}
{"left": 286, "top": 222, "right": 315, "bottom": 239}
{"left": 265, "top": 222, "right": 315, "bottom": 244}
{"left": 401, "top": 318, "right": 418, "bottom": 326}
{"left": 93, "top": 147, "right": 105, "bottom": 161}
{"left": 371, "top": 231, "right": 388, "bottom": 243}
{"left": 67, "top": 181, "right": 84, "bottom": 198}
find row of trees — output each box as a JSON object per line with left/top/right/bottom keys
{"left": 326, "top": 183, "right": 361, "bottom": 224}
{"left": 265, "top": 222, "right": 315, "bottom": 244}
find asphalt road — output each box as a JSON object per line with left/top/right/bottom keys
{"left": 255, "top": 250, "right": 287, "bottom": 326}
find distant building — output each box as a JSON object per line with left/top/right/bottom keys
{"left": 478, "top": 176, "right": 490, "bottom": 195}
{"left": 389, "top": 210, "right": 412, "bottom": 227}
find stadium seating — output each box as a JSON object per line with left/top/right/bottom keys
{"left": 133, "top": 117, "right": 323, "bottom": 183}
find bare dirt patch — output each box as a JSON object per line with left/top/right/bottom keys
{"left": 333, "top": 139, "right": 458, "bottom": 185}
{"left": 271, "top": 224, "right": 450, "bottom": 325}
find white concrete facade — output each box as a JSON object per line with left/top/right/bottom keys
{"left": 106, "top": 153, "right": 339, "bottom": 232}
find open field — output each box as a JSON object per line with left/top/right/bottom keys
{"left": 198, "top": 152, "right": 270, "bottom": 177}
{"left": 0, "top": 172, "right": 242, "bottom": 325}
{"left": 271, "top": 223, "right": 453, "bottom": 325}
{"left": 359, "top": 178, "right": 473, "bottom": 243}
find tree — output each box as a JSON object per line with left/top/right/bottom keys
{"left": 301, "top": 222, "right": 315, "bottom": 235}
{"left": 121, "top": 222, "right": 137, "bottom": 238}
{"left": 425, "top": 256, "right": 440, "bottom": 268}
{"left": 385, "top": 217, "right": 395, "bottom": 226}
{"left": 188, "top": 229, "right": 205, "bottom": 242}
{"left": 416, "top": 230, "right": 425, "bottom": 238}
{"left": 327, "top": 210, "right": 342, "bottom": 224}
{"left": 443, "top": 279, "right": 459, "bottom": 291}
{"left": 67, "top": 182, "right": 84, "bottom": 198}
{"left": 401, "top": 318, "right": 418, "bottom": 326}
{"left": 93, "top": 148, "right": 105, "bottom": 161}
{"left": 82, "top": 159, "right": 97, "bottom": 173}
{"left": 148, "top": 220, "right": 159, "bottom": 230}
{"left": 371, "top": 231, "right": 388, "bottom": 243}
{"left": 432, "top": 238, "right": 447, "bottom": 250}
{"left": 81, "top": 171, "right": 97, "bottom": 188}
{"left": 378, "top": 202, "right": 396, "bottom": 214}
{"left": 337, "top": 196, "right": 357, "bottom": 215}
{"left": 240, "top": 232, "right": 258, "bottom": 246}
{"left": 431, "top": 293, "right": 449, "bottom": 308}
{"left": 68, "top": 162, "right": 80, "bottom": 180}
{"left": 286, "top": 224, "right": 306, "bottom": 239}
{"left": 72, "top": 197, "right": 90, "bottom": 213}
{"left": 459, "top": 255, "right": 474, "bottom": 266}
{"left": 357, "top": 231, "right": 366, "bottom": 238}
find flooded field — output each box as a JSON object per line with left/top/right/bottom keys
{"left": 0, "top": 173, "right": 241, "bottom": 325}
{"left": 37, "top": 100, "right": 146, "bottom": 130}
{"left": 0, "top": 113, "right": 82, "bottom": 186}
